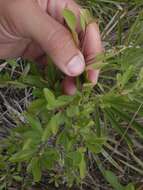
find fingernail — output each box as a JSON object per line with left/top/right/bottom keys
{"left": 67, "top": 53, "right": 85, "bottom": 76}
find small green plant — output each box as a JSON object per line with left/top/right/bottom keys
{"left": 0, "top": 4, "right": 143, "bottom": 190}
{"left": 104, "top": 170, "right": 135, "bottom": 190}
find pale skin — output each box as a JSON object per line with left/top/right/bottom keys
{"left": 0, "top": 0, "right": 103, "bottom": 95}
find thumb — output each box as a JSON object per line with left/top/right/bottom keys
{"left": 15, "top": 0, "right": 85, "bottom": 76}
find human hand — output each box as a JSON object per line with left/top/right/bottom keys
{"left": 0, "top": 0, "right": 103, "bottom": 95}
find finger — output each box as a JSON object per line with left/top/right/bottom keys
{"left": 36, "top": 55, "right": 77, "bottom": 95}
{"left": 62, "top": 76, "right": 77, "bottom": 95}
{"left": 87, "top": 69, "right": 100, "bottom": 85}
{"left": 83, "top": 23, "right": 103, "bottom": 84}
{"left": 47, "top": 0, "right": 103, "bottom": 85}
{"left": 12, "top": 0, "right": 85, "bottom": 77}
{"left": 47, "top": 0, "right": 81, "bottom": 31}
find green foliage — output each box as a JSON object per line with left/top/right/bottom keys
{"left": 105, "top": 170, "right": 135, "bottom": 190}
{"left": 63, "top": 9, "right": 79, "bottom": 45}
{"left": 63, "top": 9, "right": 77, "bottom": 32}
{"left": 105, "top": 170, "right": 124, "bottom": 190}
{"left": 0, "top": 3, "right": 143, "bottom": 190}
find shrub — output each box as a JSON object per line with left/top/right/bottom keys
{"left": 0, "top": 2, "right": 143, "bottom": 190}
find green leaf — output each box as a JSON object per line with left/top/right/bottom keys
{"left": 67, "top": 151, "right": 82, "bottom": 166}
{"left": 56, "top": 95, "right": 74, "bottom": 107}
{"left": 21, "top": 75, "right": 47, "bottom": 88}
{"left": 104, "top": 170, "right": 124, "bottom": 190}
{"left": 9, "top": 150, "right": 35, "bottom": 162}
{"left": 66, "top": 105, "right": 79, "bottom": 117}
{"left": 41, "top": 149, "right": 59, "bottom": 170}
{"left": 117, "top": 65, "right": 135, "bottom": 88}
{"left": 0, "top": 158, "right": 6, "bottom": 169}
{"left": 81, "top": 9, "right": 93, "bottom": 24}
{"left": 31, "top": 157, "right": 42, "bottom": 182}
{"left": 85, "top": 134, "right": 107, "bottom": 152}
{"left": 79, "top": 154, "right": 86, "bottom": 179}
{"left": 23, "top": 139, "right": 32, "bottom": 150}
{"left": 86, "top": 143, "right": 103, "bottom": 154}
{"left": 42, "top": 124, "right": 51, "bottom": 142}
{"left": 44, "top": 88, "right": 55, "bottom": 103}
{"left": 7, "top": 59, "right": 18, "bottom": 68}
{"left": 13, "top": 175, "right": 23, "bottom": 182}
{"left": 63, "top": 9, "right": 77, "bottom": 32}
{"left": 41, "top": 156, "right": 54, "bottom": 170}
{"left": 95, "top": 107, "right": 101, "bottom": 137}
{"left": 125, "top": 183, "right": 135, "bottom": 190}
{"left": 49, "top": 112, "right": 65, "bottom": 135}
{"left": 22, "top": 63, "right": 30, "bottom": 77}
{"left": 80, "top": 12, "right": 86, "bottom": 32}
{"left": 63, "top": 9, "right": 79, "bottom": 45}
{"left": 25, "top": 114, "right": 43, "bottom": 134}
{"left": 23, "top": 130, "right": 42, "bottom": 143}
{"left": 44, "top": 91, "right": 74, "bottom": 110}
{"left": 28, "top": 99, "right": 46, "bottom": 114}
{"left": 72, "top": 30, "right": 79, "bottom": 45}
{"left": 57, "top": 130, "right": 70, "bottom": 149}
{"left": 80, "top": 9, "right": 93, "bottom": 31}
{"left": 0, "top": 183, "right": 6, "bottom": 190}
